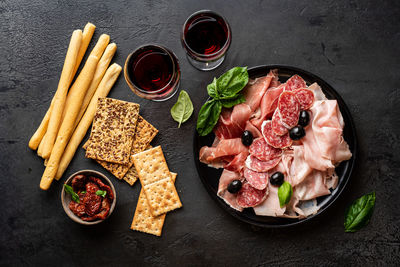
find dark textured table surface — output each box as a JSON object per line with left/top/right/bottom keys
{"left": 1, "top": 0, "right": 399, "bottom": 266}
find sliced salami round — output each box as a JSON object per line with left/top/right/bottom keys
{"left": 236, "top": 182, "right": 268, "bottom": 208}
{"left": 243, "top": 167, "right": 269, "bottom": 190}
{"left": 284, "top": 75, "right": 306, "bottom": 91}
{"left": 261, "top": 120, "right": 292, "bottom": 149}
{"left": 249, "top": 137, "right": 282, "bottom": 161}
{"left": 294, "top": 88, "right": 314, "bottom": 110}
{"left": 245, "top": 155, "right": 281, "bottom": 172}
{"left": 278, "top": 91, "right": 300, "bottom": 128}
{"left": 271, "top": 109, "right": 288, "bottom": 136}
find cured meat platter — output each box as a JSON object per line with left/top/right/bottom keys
{"left": 193, "top": 65, "right": 357, "bottom": 227}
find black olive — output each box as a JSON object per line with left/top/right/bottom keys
{"left": 289, "top": 125, "right": 305, "bottom": 140}
{"left": 241, "top": 130, "right": 253, "bottom": 146}
{"left": 298, "top": 110, "right": 310, "bottom": 127}
{"left": 227, "top": 180, "right": 242, "bottom": 193}
{"left": 270, "top": 172, "right": 284, "bottom": 186}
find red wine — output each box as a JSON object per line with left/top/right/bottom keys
{"left": 183, "top": 12, "right": 229, "bottom": 55}
{"left": 128, "top": 46, "right": 173, "bottom": 92}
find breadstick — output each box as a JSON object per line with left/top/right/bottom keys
{"left": 60, "top": 35, "right": 110, "bottom": 128}
{"left": 40, "top": 55, "right": 99, "bottom": 190}
{"left": 72, "top": 23, "right": 96, "bottom": 77}
{"left": 41, "top": 30, "right": 82, "bottom": 159}
{"left": 28, "top": 24, "right": 95, "bottom": 151}
{"left": 56, "top": 63, "right": 122, "bottom": 180}
{"left": 73, "top": 43, "right": 117, "bottom": 129}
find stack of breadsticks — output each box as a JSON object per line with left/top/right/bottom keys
{"left": 28, "top": 23, "right": 122, "bottom": 190}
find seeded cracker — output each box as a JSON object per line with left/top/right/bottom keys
{"left": 123, "top": 145, "right": 153, "bottom": 186}
{"left": 96, "top": 117, "right": 158, "bottom": 179}
{"left": 132, "top": 146, "right": 182, "bottom": 216}
{"left": 131, "top": 172, "right": 177, "bottom": 236}
{"left": 85, "top": 98, "right": 139, "bottom": 164}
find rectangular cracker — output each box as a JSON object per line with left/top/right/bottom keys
{"left": 132, "top": 146, "right": 182, "bottom": 216}
{"left": 95, "top": 117, "right": 158, "bottom": 179}
{"left": 85, "top": 98, "right": 139, "bottom": 164}
{"left": 123, "top": 145, "right": 153, "bottom": 186}
{"left": 131, "top": 172, "right": 177, "bottom": 236}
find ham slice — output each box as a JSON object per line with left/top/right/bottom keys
{"left": 294, "top": 170, "right": 331, "bottom": 200}
{"left": 217, "top": 170, "right": 244, "bottom": 212}
{"left": 214, "top": 103, "right": 252, "bottom": 139}
{"left": 253, "top": 183, "right": 286, "bottom": 216}
{"left": 302, "top": 100, "right": 351, "bottom": 171}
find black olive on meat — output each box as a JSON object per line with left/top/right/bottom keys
{"left": 289, "top": 125, "right": 306, "bottom": 140}
{"left": 227, "top": 180, "right": 242, "bottom": 194}
{"left": 298, "top": 110, "right": 310, "bottom": 127}
{"left": 270, "top": 172, "right": 284, "bottom": 186}
{"left": 241, "top": 130, "right": 253, "bottom": 146}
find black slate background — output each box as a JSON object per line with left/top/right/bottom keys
{"left": 1, "top": 0, "right": 399, "bottom": 266}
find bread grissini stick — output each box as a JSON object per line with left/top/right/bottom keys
{"left": 28, "top": 24, "right": 95, "bottom": 151}
{"left": 40, "top": 55, "right": 99, "bottom": 190}
{"left": 55, "top": 63, "right": 122, "bottom": 180}
{"left": 41, "top": 30, "right": 82, "bottom": 159}
{"left": 73, "top": 43, "right": 117, "bottom": 129}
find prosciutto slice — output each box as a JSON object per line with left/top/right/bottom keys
{"left": 199, "top": 138, "right": 248, "bottom": 167}
{"left": 217, "top": 170, "right": 244, "bottom": 212}
{"left": 214, "top": 104, "right": 252, "bottom": 139}
{"left": 251, "top": 84, "right": 284, "bottom": 128}
{"left": 243, "top": 70, "right": 276, "bottom": 111}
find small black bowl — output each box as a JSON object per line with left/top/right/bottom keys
{"left": 193, "top": 65, "right": 357, "bottom": 228}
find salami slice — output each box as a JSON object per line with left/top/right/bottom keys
{"left": 271, "top": 109, "right": 288, "bottom": 136}
{"left": 294, "top": 88, "right": 314, "bottom": 110}
{"left": 245, "top": 155, "right": 281, "bottom": 172}
{"left": 284, "top": 75, "right": 306, "bottom": 91}
{"left": 261, "top": 120, "right": 292, "bottom": 149}
{"left": 249, "top": 137, "right": 282, "bottom": 161}
{"left": 236, "top": 182, "right": 268, "bottom": 208}
{"left": 278, "top": 91, "right": 300, "bottom": 128}
{"left": 243, "top": 167, "right": 269, "bottom": 190}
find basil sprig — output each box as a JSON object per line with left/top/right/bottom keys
{"left": 344, "top": 192, "right": 375, "bottom": 232}
{"left": 96, "top": 190, "right": 107, "bottom": 198}
{"left": 64, "top": 184, "right": 80, "bottom": 203}
{"left": 170, "top": 90, "right": 194, "bottom": 128}
{"left": 196, "top": 67, "right": 249, "bottom": 136}
{"left": 278, "top": 181, "right": 293, "bottom": 207}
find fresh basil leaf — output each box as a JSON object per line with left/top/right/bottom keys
{"left": 344, "top": 192, "right": 375, "bottom": 233}
{"left": 64, "top": 184, "right": 80, "bottom": 203}
{"left": 81, "top": 191, "right": 86, "bottom": 194}
{"left": 196, "top": 99, "right": 222, "bottom": 136}
{"left": 207, "top": 78, "right": 219, "bottom": 99}
{"left": 96, "top": 190, "right": 107, "bottom": 198}
{"left": 170, "top": 90, "right": 194, "bottom": 128}
{"left": 220, "top": 93, "right": 246, "bottom": 108}
{"left": 216, "top": 67, "right": 249, "bottom": 97}
{"left": 278, "top": 181, "right": 292, "bottom": 207}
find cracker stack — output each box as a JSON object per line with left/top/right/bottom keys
{"left": 84, "top": 98, "right": 182, "bottom": 236}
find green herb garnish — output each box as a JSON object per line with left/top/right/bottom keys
{"left": 64, "top": 184, "right": 80, "bottom": 203}
{"left": 278, "top": 181, "right": 293, "bottom": 207}
{"left": 96, "top": 190, "right": 107, "bottom": 198}
{"left": 81, "top": 191, "right": 86, "bottom": 194}
{"left": 344, "top": 192, "right": 375, "bottom": 232}
{"left": 196, "top": 67, "right": 249, "bottom": 136}
{"left": 171, "top": 90, "right": 194, "bottom": 128}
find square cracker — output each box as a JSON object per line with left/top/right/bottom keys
{"left": 123, "top": 145, "right": 153, "bottom": 186}
{"left": 131, "top": 173, "right": 177, "bottom": 236}
{"left": 85, "top": 98, "right": 139, "bottom": 164}
{"left": 132, "top": 146, "right": 182, "bottom": 216}
{"left": 94, "top": 117, "right": 158, "bottom": 179}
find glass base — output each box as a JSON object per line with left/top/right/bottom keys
{"left": 186, "top": 54, "right": 225, "bottom": 71}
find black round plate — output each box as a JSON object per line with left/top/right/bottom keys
{"left": 193, "top": 65, "right": 357, "bottom": 228}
